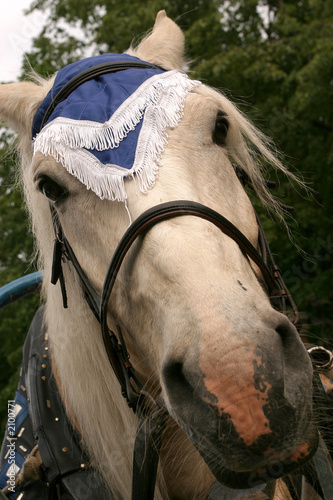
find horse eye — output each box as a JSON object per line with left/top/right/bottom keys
{"left": 213, "top": 111, "right": 229, "bottom": 147}
{"left": 37, "top": 176, "right": 68, "bottom": 204}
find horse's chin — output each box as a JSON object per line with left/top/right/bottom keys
{"left": 206, "top": 447, "right": 317, "bottom": 489}
{"left": 186, "top": 425, "right": 319, "bottom": 489}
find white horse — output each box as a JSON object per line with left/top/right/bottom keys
{"left": 0, "top": 11, "right": 317, "bottom": 500}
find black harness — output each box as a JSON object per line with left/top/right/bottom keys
{"left": 0, "top": 306, "right": 113, "bottom": 500}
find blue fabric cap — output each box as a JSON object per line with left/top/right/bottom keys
{"left": 32, "top": 53, "right": 201, "bottom": 201}
{"left": 32, "top": 53, "right": 165, "bottom": 138}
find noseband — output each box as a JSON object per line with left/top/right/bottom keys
{"left": 41, "top": 60, "right": 300, "bottom": 499}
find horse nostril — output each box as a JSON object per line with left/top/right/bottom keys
{"left": 275, "top": 315, "right": 299, "bottom": 345}
{"left": 163, "top": 361, "right": 185, "bottom": 386}
{"left": 162, "top": 361, "right": 195, "bottom": 404}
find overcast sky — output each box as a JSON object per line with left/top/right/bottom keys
{"left": 0, "top": 0, "right": 46, "bottom": 82}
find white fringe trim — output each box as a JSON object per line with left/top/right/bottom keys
{"left": 33, "top": 71, "right": 201, "bottom": 201}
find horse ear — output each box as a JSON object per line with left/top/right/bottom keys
{"left": 128, "top": 10, "right": 186, "bottom": 71}
{"left": 0, "top": 81, "right": 47, "bottom": 138}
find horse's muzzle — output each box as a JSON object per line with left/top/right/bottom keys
{"left": 161, "top": 323, "right": 318, "bottom": 487}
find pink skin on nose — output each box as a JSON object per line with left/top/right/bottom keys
{"left": 201, "top": 349, "right": 272, "bottom": 446}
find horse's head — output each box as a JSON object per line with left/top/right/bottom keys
{"left": 0, "top": 10, "right": 317, "bottom": 495}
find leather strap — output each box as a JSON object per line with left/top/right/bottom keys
{"left": 50, "top": 206, "right": 100, "bottom": 317}
{"left": 309, "top": 357, "right": 333, "bottom": 499}
{"left": 131, "top": 414, "right": 166, "bottom": 500}
{"left": 99, "top": 200, "right": 292, "bottom": 411}
{"left": 100, "top": 200, "right": 280, "bottom": 309}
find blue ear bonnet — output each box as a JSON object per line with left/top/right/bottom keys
{"left": 32, "top": 53, "right": 200, "bottom": 201}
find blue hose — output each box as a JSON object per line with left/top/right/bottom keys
{"left": 0, "top": 271, "right": 43, "bottom": 310}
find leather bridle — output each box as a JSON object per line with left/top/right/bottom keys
{"left": 38, "top": 60, "right": 301, "bottom": 500}
{"left": 50, "top": 198, "right": 299, "bottom": 499}
{"left": 51, "top": 199, "right": 299, "bottom": 405}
